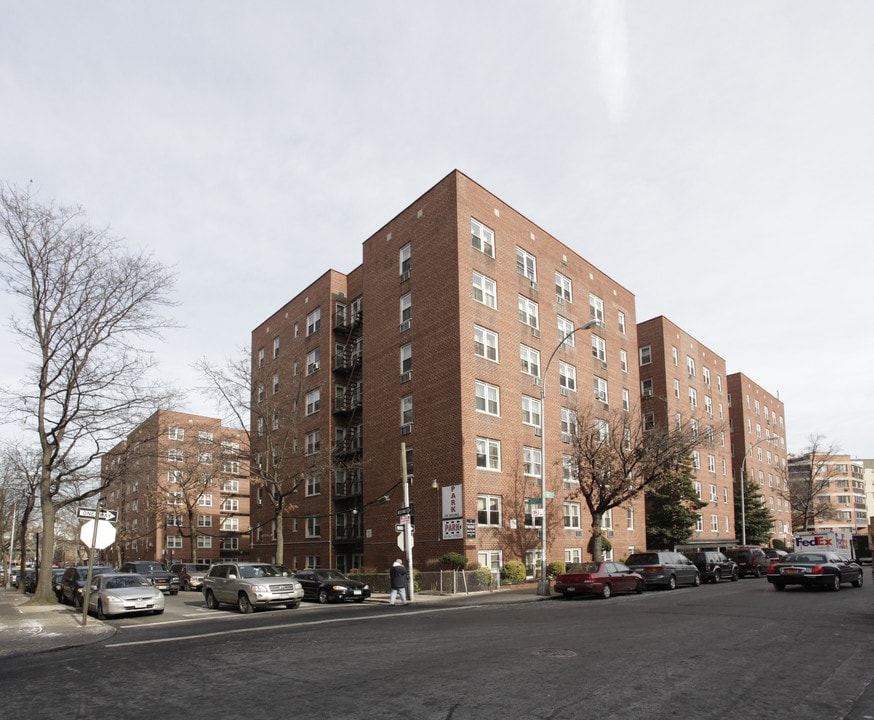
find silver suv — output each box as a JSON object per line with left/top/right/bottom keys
{"left": 202, "top": 562, "right": 304, "bottom": 613}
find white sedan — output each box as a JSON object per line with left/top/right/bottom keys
{"left": 88, "top": 573, "right": 166, "bottom": 619}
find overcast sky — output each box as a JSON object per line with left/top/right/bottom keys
{"left": 1, "top": 2, "right": 872, "bottom": 458}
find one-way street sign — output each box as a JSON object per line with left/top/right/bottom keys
{"left": 77, "top": 507, "right": 118, "bottom": 522}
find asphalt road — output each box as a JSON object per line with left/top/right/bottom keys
{"left": 3, "top": 578, "right": 874, "bottom": 720}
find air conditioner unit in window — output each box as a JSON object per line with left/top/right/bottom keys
{"left": 529, "top": 280, "right": 538, "bottom": 291}
{"left": 532, "top": 328, "right": 540, "bottom": 338}
{"left": 401, "top": 423, "right": 412, "bottom": 436}
{"left": 556, "top": 295, "right": 564, "bottom": 305}
{"left": 400, "top": 371, "right": 412, "bottom": 384}
{"left": 534, "top": 427, "right": 542, "bottom": 437}
{"left": 561, "top": 433, "right": 570, "bottom": 443}
{"left": 560, "top": 386, "right": 569, "bottom": 396}
{"left": 400, "top": 270, "right": 410, "bottom": 283}
{"left": 607, "top": 530, "right": 614, "bottom": 538}
{"left": 399, "top": 320, "right": 411, "bottom": 333}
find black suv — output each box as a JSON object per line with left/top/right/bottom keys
{"left": 724, "top": 546, "right": 769, "bottom": 578}
{"left": 59, "top": 565, "right": 115, "bottom": 607}
{"left": 120, "top": 561, "right": 180, "bottom": 594}
{"left": 624, "top": 551, "right": 700, "bottom": 590}
{"left": 684, "top": 551, "right": 739, "bottom": 583}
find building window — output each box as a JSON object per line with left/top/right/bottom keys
{"left": 557, "top": 316, "right": 575, "bottom": 346}
{"left": 197, "top": 514, "right": 212, "bottom": 527}
{"left": 477, "top": 495, "right": 502, "bottom": 526}
{"left": 520, "top": 344, "right": 540, "bottom": 377}
{"left": 400, "top": 343, "right": 412, "bottom": 380}
{"left": 198, "top": 493, "right": 213, "bottom": 507}
{"left": 687, "top": 356, "right": 696, "bottom": 377}
{"left": 709, "top": 483, "right": 718, "bottom": 502}
{"left": 306, "top": 348, "right": 320, "bottom": 375}
{"left": 523, "top": 446, "right": 542, "bottom": 479}
{"left": 197, "top": 536, "right": 212, "bottom": 549}
{"left": 622, "top": 388, "right": 630, "bottom": 412}
{"left": 198, "top": 431, "right": 213, "bottom": 444}
{"left": 643, "top": 412, "right": 655, "bottom": 431}
{"left": 617, "top": 311, "right": 626, "bottom": 335}
{"left": 472, "top": 271, "right": 497, "bottom": 309}
{"left": 589, "top": 293, "right": 604, "bottom": 324}
{"left": 273, "top": 336, "right": 280, "bottom": 358}
{"left": 257, "top": 348, "right": 265, "bottom": 367}
{"left": 692, "top": 451, "right": 701, "bottom": 470}
{"left": 168, "top": 448, "right": 184, "bottom": 462}
{"left": 626, "top": 507, "right": 635, "bottom": 530}
{"left": 595, "top": 418, "right": 609, "bottom": 442}
{"left": 522, "top": 395, "right": 542, "bottom": 428}
{"left": 641, "top": 378, "right": 653, "bottom": 398}
{"left": 166, "top": 535, "right": 183, "bottom": 549}
{"left": 563, "top": 503, "right": 581, "bottom": 529}
{"left": 471, "top": 218, "right": 495, "bottom": 257}
{"left": 400, "top": 292, "right": 412, "bottom": 329}
{"left": 306, "top": 388, "right": 321, "bottom": 415}
{"left": 689, "top": 387, "right": 698, "bottom": 408}
{"left": 558, "top": 362, "right": 576, "bottom": 392}
{"left": 619, "top": 349, "right": 627, "bottom": 372}
{"left": 306, "top": 474, "right": 321, "bottom": 496}
{"left": 525, "top": 499, "right": 543, "bottom": 528}
{"left": 555, "top": 272, "right": 572, "bottom": 302}
{"left": 591, "top": 334, "right": 606, "bottom": 362}
{"left": 168, "top": 427, "right": 184, "bottom": 441}
{"left": 399, "top": 243, "right": 411, "bottom": 278}
{"left": 594, "top": 376, "right": 608, "bottom": 404}
{"left": 401, "top": 395, "right": 413, "bottom": 426}
{"left": 306, "top": 516, "right": 321, "bottom": 538}
{"left": 561, "top": 407, "right": 577, "bottom": 438}
{"left": 305, "top": 430, "right": 320, "bottom": 455}
{"left": 639, "top": 346, "right": 652, "bottom": 366}
{"left": 220, "top": 479, "right": 239, "bottom": 493}
{"left": 306, "top": 308, "right": 321, "bottom": 336}
{"left": 516, "top": 247, "right": 537, "bottom": 282}
{"left": 518, "top": 296, "right": 539, "bottom": 330}
{"left": 478, "top": 550, "right": 503, "bottom": 572}
{"left": 220, "top": 498, "right": 240, "bottom": 512}
{"left": 474, "top": 326, "right": 499, "bottom": 362}
{"left": 703, "top": 367, "right": 711, "bottom": 387}
{"left": 475, "top": 381, "right": 500, "bottom": 416}
{"left": 562, "top": 455, "right": 577, "bottom": 487}
{"left": 708, "top": 455, "right": 716, "bottom": 473}
{"left": 476, "top": 438, "right": 501, "bottom": 471}
{"left": 222, "top": 460, "right": 240, "bottom": 474}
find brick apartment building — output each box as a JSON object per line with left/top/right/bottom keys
{"left": 636, "top": 317, "right": 736, "bottom": 548}
{"left": 727, "top": 373, "right": 789, "bottom": 546}
{"left": 787, "top": 453, "right": 865, "bottom": 538}
{"left": 250, "top": 170, "right": 647, "bottom": 575}
{"left": 102, "top": 410, "right": 251, "bottom": 566}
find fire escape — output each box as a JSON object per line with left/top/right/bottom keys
{"left": 332, "top": 299, "right": 364, "bottom": 556}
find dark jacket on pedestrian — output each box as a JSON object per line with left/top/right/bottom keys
{"left": 390, "top": 560, "right": 408, "bottom": 589}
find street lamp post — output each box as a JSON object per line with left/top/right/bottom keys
{"left": 537, "top": 319, "right": 600, "bottom": 596}
{"left": 738, "top": 435, "right": 779, "bottom": 545}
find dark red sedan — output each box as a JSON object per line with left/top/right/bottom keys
{"left": 554, "top": 561, "right": 644, "bottom": 599}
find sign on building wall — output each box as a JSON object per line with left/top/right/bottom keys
{"left": 442, "top": 518, "right": 463, "bottom": 540}
{"left": 442, "top": 484, "right": 462, "bottom": 519}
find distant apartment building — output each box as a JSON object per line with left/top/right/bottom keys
{"left": 102, "top": 410, "right": 251, "bottom": 566}
{"left": 787, "top": 453, "right": 865, "bottom": 537}
{"left": 249, "top": 170, "right": 647, "bottom": 575}
{"left": 636, "top": 317, "right": 735, "bottom": 548}
{"left": 727, "top": 373, "right": 789, "bottom": 546}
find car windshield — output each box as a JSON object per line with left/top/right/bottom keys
{"left": 316, "top": 569, "right": 349, "bottom": 580}
{"left": 786, "top": 554, "right": 827, "bottom": 563}
{"left": 104, "top": 575, "right": 152, "bottom": 589}
{"left": 566, "top": 563, "right": 600, "bottom": 573}
{"left": 240, "top": 564, "right": 282, "bottom": 579}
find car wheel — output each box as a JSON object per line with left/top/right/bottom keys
{"left": 774, "top": 582, "right": 786, "bottom": 591}
{"left": 712, "top": 569, "right": 721, "bottom": 584}
{"left": 153, "top": 608, "right": 164, "bottom": 615}
{"left": 754, "top": 567, "right": 762, "bottom": 578}
{"left": 692, "top": 573, "right": 701, "bottom": 587}
{"left": 96, "top": 601, "right": 108, "bottom": 620}
{"left": 852, "top": 572, "right": 863, "bottom": 588}
{"left": 170, "top": 590, "right": 178, "bottom": 596}
{"left": 600, "top": 584, "right": 612, "bottom": 599}
{"left": 73, "top": 593, "right": 83, "bottom": 609}
{"left": 829, "top": 574, "right": 841, "bottom": 592}
{"left": 204, "top": 590, "right": 220, "bottom": 610}
{"left": 666, "top": 575, "right": 677, "bottom": 590}
{"left": 286, "top": 601, "right": 301, "bottom": 609}
{"left": 183, "top": 580, "right": 191, "bottom": 592}
{"left": 318, "top": 590, "right": 330, "bottom": 604}
{"left": 635, "top": 580, "right": 644, "bottom": 594}
{"left": 238, "top": 592, "right": 255, "bottom": 613}
{"left": 730, "top": 569, "right": 739, "bottom": 582}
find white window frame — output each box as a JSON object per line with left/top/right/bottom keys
{"left": 476, "top": 438, "right": 501, "bottom": 471}
{"left": 558, "top": 362, "right": 576, "bottom": 392}
{"left": 523, "top": 446, "right": 542, "bottom": 479}
{"left": 306, "top": 308, "right": 321, "bottom": 336}
{"left": 475, "top": 380, "right": 500, "bottom": 416}
{"left": 563, "top": 502, "right": 581, "bottom": 529}
{"left": 589, "top": 293, "right": 604, "bottom": 324}
{"left": 594, "top": 376, "right": 608, "bottom": 404}
{"left": 477, "top": 495, "right": 502, "bottom": 526}
{"left": 518, "top": 296, "right": 539, "bottom": 329}
{"left": 472, "top": 271, "right": 498, "bottom": 309}
{"left": 639, "top": 346, "right": 652, "bottom": 365}
{"left": 557, "top": 316, "right": 575, "bottom": 346}
{"left": 591, "top": 334, "right": 606, "bottom": 362}
{"left": 516, "top": 247, "right": 537, "bottom": 282}
{"left": 521, "top": 395, "right": 542, "bottom": 428}
{"left": 306, "top": 348, "right": 320, "bottom": 375}
{"left": 520, "top": 344, "right": 540, "bottom": 377}
{"left": 474, "top": 325, "right": 499, "bottom": 362}
{"left": 471, "top": 218, "right": 495, "bottom": 257}
{"left": 306, "top": 388, "right": 321, "bottom": 415}
{"left": 555, "top": 272, "right": 572, "bottom": 302}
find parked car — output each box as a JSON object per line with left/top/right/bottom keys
{"left": 87, "top": 573, "right": 165, "bottom": 619}
{"left": 684, "top": 551, "right": 739, "bottom": 583}
{"left": 767, "top": 552, "right": 864, "bottom": 592}
{"left": 119, "top": 561, "right": 180, "bottom": 594}
{"left": 294, "top": 568, "right": 372, "bottom": 604}
{"left": 763, "top": 548, "right": 788, "bottom": 562}
{"left": 724, "top": 546, "right": 770, "bottom": 578}
{"left": 202, "top": 562, "right": 304, "bottom": 613}
{"left": 22, "top": 569, "right": 38, "bottom": 594}
{"left": 624, "top": 551, "right": 700, "bottom": 590}
{"left": 169, "top": 563, "right": 211, "bottom": 591}
{"left": 554, "top": 561, "right": 644, "bottom": 599}
{"left": 51, "top": 568, "right": 66, "bottom": 602}
{"left": 60, "top": 565, "right": 116, "bottom": 607}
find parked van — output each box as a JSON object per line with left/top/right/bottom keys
{"left": 624, "top": 551, "right": 700, "bottom": 590}
{"left": 724, "top": 546, "right": 769, "bottom": 578}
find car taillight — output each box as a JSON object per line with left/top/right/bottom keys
{"left": 811, "top": 565, "right": 824, "bottom": 575}
{"left": 647, "top": 566, "right": 664, "bottom": 573}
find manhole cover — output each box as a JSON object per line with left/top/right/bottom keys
{"left": 533, "top": 648, "right": 577, "bottom": 658}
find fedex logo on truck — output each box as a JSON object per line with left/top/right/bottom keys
{"left": 793, "top": 533, "right": 852, "bottom": 551}
{"left": 795, "top": 536, "right": 833, "bottom": 548}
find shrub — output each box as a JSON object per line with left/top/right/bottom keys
{"left": 502, "top": 560, "right": 526, "bottom": 584}
{"left": 547, "top": 560, "right": 566, "bottom": 578}
{"left": 440, "top": 552, "right": 469, "bottom": 570}
{"left": 472, "top": 567, "right": 494, "bottom": 590}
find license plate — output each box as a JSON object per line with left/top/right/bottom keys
{"left": 566, "top": 587, "right": 576, "bottom": 592}
{"left": 784, "top": 568, "right": 801, "bottom": 574}
{"left": 353, "top": 589, "right": 362, "bottom": 595}
{"left": 275, "top": 594, "right": 290, "bottom": 599}
{"left": 134, "top": 603, "right": 148, "bottom": 609}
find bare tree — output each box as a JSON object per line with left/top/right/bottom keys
{"left": 0, "top": 184, "right": 177, "bottom": 604}
{"left": 198, "top": 351, "right": 331, "bottom": 565}
{"left": 785, "top": 434, "right": 843, "bottom": 531}
{"left": 565, "top": 403, "right": 707, "bottom": 561}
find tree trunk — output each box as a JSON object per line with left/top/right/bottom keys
{"left": 28, "top": 490, "right": 57, "bottom": 605}
{"left": 274, "top": 497, "right": 285, "bottom": 565}
{"left": 589, "top": 515, "right": 604, "bottom": 562}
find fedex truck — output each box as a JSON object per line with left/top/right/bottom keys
{"left": 792, "top": 531, "right": 854, "bottom": 558}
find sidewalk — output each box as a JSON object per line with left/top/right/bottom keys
{"left": 0, "top": 585, "right": 545, "bottom": 660}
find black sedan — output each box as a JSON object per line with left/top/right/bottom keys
{"left": 767, "top": 552, "right": 864, "bottom": 591}
{"left": 294, "top": 569, "right": 371, "bottom": 604}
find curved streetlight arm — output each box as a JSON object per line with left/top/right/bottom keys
{"left": 737, "top": 435, "right": 780, "bottom": 546}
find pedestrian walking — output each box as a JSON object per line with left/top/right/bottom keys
{"left": 389, "top": 558, "right": 409, "bottom": 606}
